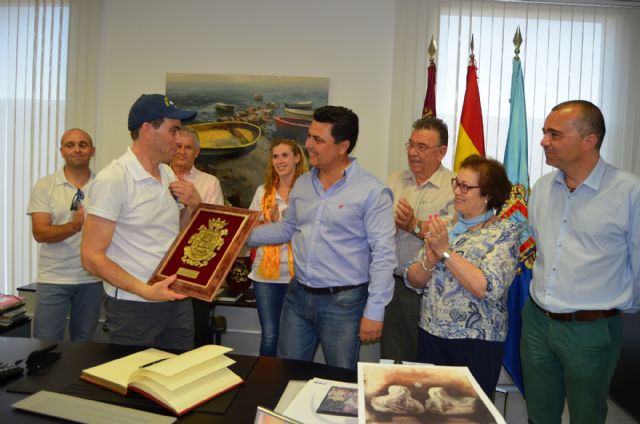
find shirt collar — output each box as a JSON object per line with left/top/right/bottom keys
{"left": 54, "top": 167, "right": 95, "bottom": 187}
{"left": 311, "top": 157, "right": 358, "bottom": 181}
{"left": 172, "top": 165, "right": 196, "bottom": 178}
{"left": 407, "top": 164, "right": 450, "bottom": 189}
{"left": 554, "top": 157, "right": 606, "bottom": 192}
{"left": 582, "top": 157, "right": 606, "bottom": 190}
{"left": 123, "top": 147, "right": 173, "bottom": 183}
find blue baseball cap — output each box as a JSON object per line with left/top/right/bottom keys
{"left": 128, "top": 94, "right": 197, "bottom": 131}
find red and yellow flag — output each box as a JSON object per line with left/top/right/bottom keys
{"left": 422, "top": 61, "right": 437, "bottom": 117}
{"left": 454, "top": 58, "right": 484, "bottom": 171}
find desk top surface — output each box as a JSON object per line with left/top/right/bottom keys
{"left": 0, "top": 337, "right": 356, "bottom": 423}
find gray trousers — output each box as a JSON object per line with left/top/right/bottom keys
{"left": 104, "top": 296, "right": 194, "bottom": 351}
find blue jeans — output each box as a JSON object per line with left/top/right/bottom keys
{"left": 253, "top": 281, "right": 289, "bottom": 356}
{"left": 277, "top": 279, "right": 368, "bottom": 370}
{"left": 34, "top": 282, "right": 104, "bottom": 341}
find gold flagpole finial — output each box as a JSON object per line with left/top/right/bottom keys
{"left": 428, "top": 35, "right": 437, "bottom": 64}
{"left": 513, "top": 26, "right": 523, "bottom": 58}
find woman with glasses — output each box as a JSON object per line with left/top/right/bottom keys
{"left": 404, "top": 155, "right": 521, "bottom": 397}
{"left": 248, "top": 139, "right": 308, "bottom": 356}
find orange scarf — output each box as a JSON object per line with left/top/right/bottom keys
{"left": 257, "top": 185, "right": 294, "bottom": 280}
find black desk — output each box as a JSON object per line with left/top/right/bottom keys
{"left": 0, "top": 316, "right": 31, "bottom": 337}
{"left": 0, "top": 337, "right": 356, "bottom": 423}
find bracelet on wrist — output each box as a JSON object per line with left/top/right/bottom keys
{"left": 420, "top": 258, "right": 437, "bottom": 272}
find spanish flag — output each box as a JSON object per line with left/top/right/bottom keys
{"left": 453, "top": 56, "right": 485, "bottom": 171}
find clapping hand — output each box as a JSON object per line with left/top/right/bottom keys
{"left": 424, "top": 214, "right": 449, "bottom": 257}
{"left": 395, "top": 198, "right": 416, "bottom": 232}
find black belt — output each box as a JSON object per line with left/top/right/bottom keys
{"left": 532, "top": 299, "right": 619, "bottom": 322}
{"left": 297, "top": 280, "right": 367, "bottom": 295}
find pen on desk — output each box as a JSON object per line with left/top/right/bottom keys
{"left": 139, "top": 358, "right": 168, "bottom": 369}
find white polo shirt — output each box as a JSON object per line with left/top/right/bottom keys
{"left": 87, "top": 147, "right": 180, "bottom": 302}
{"left": 27, "top": 168, "right": 97, "bottom": 284}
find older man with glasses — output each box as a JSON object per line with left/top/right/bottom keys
{"left": 26, "top": 128, "right": 103, "bottom": 342}
{"left": 380, "top": 116, "right": 456, "bottom": 362}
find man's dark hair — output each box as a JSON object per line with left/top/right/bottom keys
{"left": 313, "top": 106, "right": 359, "bottom": 153}
{"left": 412, "top": 116, "right": 449, "bottom": 147}
{"left": 130, "top": 117, "right": 165, "bottom": 140}
{"left": 552, "top": 100, "right": 606, "bottom": 149}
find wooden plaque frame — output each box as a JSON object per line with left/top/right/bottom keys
{"left": 148, "top": 203, "right": 259, "bottom": 302}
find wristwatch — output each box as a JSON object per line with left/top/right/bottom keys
{"left": 440, "top": 248, "right": 452, "bottom": 262}
{"left": 412, "top": 220, "right": 422, "bottom": 236}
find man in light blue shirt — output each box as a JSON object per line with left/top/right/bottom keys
{"left": 248, "top": 106, "right": 396, "bottom": 370}
{"left": 522, "top": 100, "right": 640, "bottom": 424}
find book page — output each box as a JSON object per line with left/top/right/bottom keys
{"left": 81, "top": 349, "right": 175, "bottom": 393}
{"left": 131, "top": 366, "right": 243, "bottom": 414}
{"left": 143, "top": 344, "right": 232, "bottom": 376}
{"left": 134, "top": 355, "right": 236, "bottom": 391}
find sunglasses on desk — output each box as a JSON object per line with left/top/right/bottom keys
{"left": 70, "top": 189, "right": 84, "bottom": 211}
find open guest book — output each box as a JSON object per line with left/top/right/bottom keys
{"left": 80, "top": 344, "right": 243, "bottom": 416}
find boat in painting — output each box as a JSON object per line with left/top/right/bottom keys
{"left": 253, "top": 93, "right": 264, "bottom": 101}
{"left": 283, "top": 100, "right": 313, "bottom": 110}
{"left": 284, "top": 107, "right": 313, "bottom": 117}
{"left": 214, "top": 102, "right": 237, "bottom": 113}
{"left": 187, "top": 121, "right": 262, "bottom": 158}
{"left": 274, "top": 115, "right": 311, "bottom": 145}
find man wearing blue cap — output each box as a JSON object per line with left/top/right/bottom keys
{"left": 81, "top": 94, "right": 200, "bottom": 350}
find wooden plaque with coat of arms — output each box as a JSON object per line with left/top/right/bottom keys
{"left": 148, "top": 203, "right": 259, "bottom": 302}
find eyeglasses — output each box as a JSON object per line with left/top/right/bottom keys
{"left": 404, "top": 141, "right": 442, "bottom": 153}
{"left": 70, "top": 188, "right": 84, "bottom": 211}
{"left": 451, "top": 178, "right": 481, "bottom": 194}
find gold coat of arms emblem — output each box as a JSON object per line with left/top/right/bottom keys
{"left": 182, "top": 218, "right": 229, "bottom": 267}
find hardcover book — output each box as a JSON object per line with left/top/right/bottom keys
{"left": 80, "top": 344, "right": 243, "bottom": 416}
{"left": 0, "top": 294, "right": 24, "bottom": 314}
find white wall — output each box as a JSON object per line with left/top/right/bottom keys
{"left": 94, "top": 0, "right": 397, "bottom": 181}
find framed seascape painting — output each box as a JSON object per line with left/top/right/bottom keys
{"left": 166, "top": 73, "right": 329, "bottom": 208}
{"left": 357, "top": 363, "right": 506, "bottom": 424}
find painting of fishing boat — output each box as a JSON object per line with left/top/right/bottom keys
{"left": 283, "top": 100, "right": 313, "bottom": 110}
{"left": 274, "top": 115, "right": 311, "bottom": 145}
{"left": 188, "top": 121, "right": 262, "bottom": 158}
{"left": 215, "top": 102, "right": 237, "bottom": 113}
{"left": 166, "top": 73, "right": 329, "bottom": 208}
{"left": 284, "top": 107, "right": 314, "bottom": 117}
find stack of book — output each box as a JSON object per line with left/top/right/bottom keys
{"left": 0, "top": 294, "right": 26, "bottom": 327}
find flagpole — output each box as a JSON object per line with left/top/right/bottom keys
{"left": 422, "top": 35, "right": 438, "bottom": 118}
{"left": 500, "top": 25, "right": 534, "bottom": 397}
